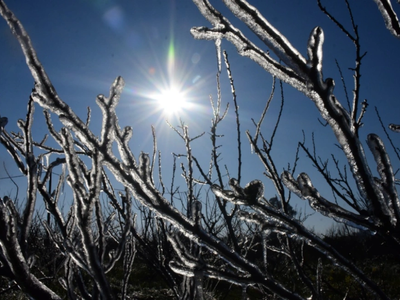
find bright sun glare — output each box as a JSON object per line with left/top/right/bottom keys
{"left": 155, "top": 87, "right": 187, "bottom": 115}
{"left": 131, "top": 19, "right": 200, "bottom": 119}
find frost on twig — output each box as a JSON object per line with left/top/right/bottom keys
{"left": 212, "top": 178, "right": 264, "bottom": 205}
{"left": 0, "top": 2, "right": 306, "bottom": 296}
{"left": 1, "top": 0, "right": 399, "bottom": 298}
{"left": 0, "top": 197, "right": 62, "bottom": 300}
{"left": 193, "top": 0, "right": 400, "bottom": 240}
{"left": 209, "top": 176, "right": 388, "bottom": 299}
{"left": 191, "top": 0, "right": 307, "bottom": 93}
{"left": 192, "top": 1, "right": 374, "bottom": 221}
{"left": 373, "top": 0, "right": 400, "bottom": 38}
{"left": 367, "top": 134, "right": 400, "bottom": 224}
{"left": 281, "top": 171, "right": 373, "bottom": 229}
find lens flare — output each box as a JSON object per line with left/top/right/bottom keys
{"left": 154, "top": 87, "right": 187, "bottom": 114}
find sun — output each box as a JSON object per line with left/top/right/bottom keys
{"left": 155, "top": 87, "right": 187, "bottom": 114}
{"left": 122, "top": 19, "right": 205, "bottom": 120}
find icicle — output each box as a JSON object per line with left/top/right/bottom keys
{"left": 215, "top": 38, "right": 222, "bottom": 73}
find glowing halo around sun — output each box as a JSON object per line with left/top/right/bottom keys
{"left": 120, "top": 4, "right": 208, "bottom": 124}
{"left": 153, "top": 86, "right": 188, "bottom": 115}
{"left": 145, "top": 34, "right": 195, "bottom": 117}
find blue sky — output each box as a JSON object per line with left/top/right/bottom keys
{"left": 0, "top": 0, "right": 399, "bottom": 233}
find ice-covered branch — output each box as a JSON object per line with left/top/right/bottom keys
{"left": 18, "top": 97, "right": 38, "bottom": 256}
{"left": 281, "top": 171, "right": 374, "bottom": 229}
{"left": 210, "top": 180, "right": 390, "bottom": 299}
{"left": 367, "top": 134, "right": 400, "bottom": 224}
{"left": 1, "top": 0, "right": 398, "bottom": 297}
{"left": 191, "top": 0, "right": 388, "bottom": 225}
{"left": 0, "top": 198, "right": 62, "bottom": 300}
{"left": 220, "top": 0, "right": 308, "bottom": 75}
{"left": 191, "top": 0, "right": 307, "bottom": 93}
{"left": 196, "top": 0, "right": 398, "bottom": 236}
{"left": 373, "top": 0, "right": 400, "bottom": 38}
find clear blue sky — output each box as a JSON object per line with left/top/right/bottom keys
{"left": 0, "top": 0, "right": 399, "bottom": 233}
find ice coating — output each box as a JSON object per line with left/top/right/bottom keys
{"left": 0, "top": 0, "right": 397, "bottom": 298}
{"left": 243, "top": 179, "right": 264, "bottom": 203}
{"left": 307, "top": 27, "right": 324, "bottom": 73}
{"left": 367, "top": 133, "right": 400, "bottom": 224}
{"left": 222, "top": 0, "right": 307, "bottom": 74}
{"left": 191, "top": 0, "right": 387, "bottom": 223}
{"left": 373, "top": 0, "right": 400, "bottom": 38}
{"left": 191, "top": 0, "right": 308, "bottom": 93}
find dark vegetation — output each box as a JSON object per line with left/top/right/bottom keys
{"left": 1, "top": 218, "right": 399, "bottom": 299}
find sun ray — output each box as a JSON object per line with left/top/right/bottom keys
{"left": 115, "top": 1, "right": 213, "bottom": 132}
